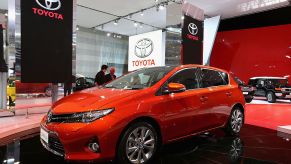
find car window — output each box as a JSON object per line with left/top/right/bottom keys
{"left": 167, "top": 68, "right": 199, "bottom": 90}
{"left": 200, "top": 69, "right": 228, "bottom": 88}
{"left": 105, "top": 67, "right": 175, "bottom": 90}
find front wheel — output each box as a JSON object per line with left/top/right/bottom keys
{"left": 266, "top": 91, "right": 276, "bottom": 103}
{"left": 225, "top": 108, "right": 244, "bottom": 136}
{"left": 117, "top": 122, "right": 159, "bottom": 164}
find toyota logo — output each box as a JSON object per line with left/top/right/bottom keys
{"left": 135, "top": 38, "right": 154, "bottom": 58}
{"left": 36, "top": 0, "right": 61, "bottom": 11}
{"left": 47, "top": 111, "right": 52, "bottom": 123}
{"left": 188, "top": 23, "right": 198, "bottom": 36}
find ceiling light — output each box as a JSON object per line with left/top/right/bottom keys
{"left": 155, "top": 0, "right": 159, "bottom": 2}
{"left": 76, "top": 27, "right": 79, "bottom": 31}
{"left": 140, "top": 11, "right": 144, "bottom": 16}
{"left": 156, "top": 5, "right": 160, "bottom": 12}
{"left": 134, "top": 22, "right": 138, "bottom": 27}
{"left": 181, "top": 16, "right": 185, "bottom": 20}
{"left": 114, "top": 20, "right": 119, "bottom": 25}
{"left": 107, "top": 33, "right": 111, "bottom": 37}
{"left": 5, "top": 13, "right": 8, "bottom": 16}
{"left": 159, "top": 5, "right": 165, "bottom": 10}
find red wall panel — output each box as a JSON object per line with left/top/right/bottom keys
{"left": 210, "top": 24, "right": 291, "bottom": 84}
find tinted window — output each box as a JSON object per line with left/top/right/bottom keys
{"left": 200, "top": 69, "right": 228, "bottom": 88}
{"left": 167, "top": 68, "right": 199, "bottom": 90}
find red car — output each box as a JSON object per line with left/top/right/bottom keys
{"left": 15, "top": 80, "right": 52, "bottom": 96}
{"left": 40, "top": 65, "right": 245, "bottom": 163}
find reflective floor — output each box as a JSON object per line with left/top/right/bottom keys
{"left": 1, "top": 124, "right": 291, "bottom": 164}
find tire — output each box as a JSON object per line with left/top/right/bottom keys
{"left": 117, "top": 121, "right": 159, "bottom": 164}
{"left": 225, "top": 107, "right": 244, "bottom": 136}
{"left": 45, "top": 87, "right": 52, "bottom": 97}
{"left": 266, "top": 91, "right": 276, "bottom": 103}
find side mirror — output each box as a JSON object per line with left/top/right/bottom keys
{"left": 164, "top": 83, "right": 186, "bottom": 94}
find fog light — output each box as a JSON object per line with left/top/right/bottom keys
{"left": 88, "top": 142, "right": 100, "bottom": 152}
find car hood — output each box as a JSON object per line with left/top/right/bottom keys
{"left": 52, "top": 87, "right": 139, "bottom": 115}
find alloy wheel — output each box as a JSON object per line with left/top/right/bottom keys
{"left": 230, "top": 109, "right": 243, "bottom": 133}
{"left": 126, "top": 127, "right": 155, "bottom": 164}
{"left": 267, "top": 93, "right": 272, "bottom": 102}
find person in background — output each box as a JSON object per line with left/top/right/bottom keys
{"left": 105, "top": 67, "right": 117, "bottom": 83}
{"left": 95, "top": 65, "right": 108, "bottom": 86}
{"left": 64, "top": 75, "right": 75, "bottom": 97}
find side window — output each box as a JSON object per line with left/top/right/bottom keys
{"left": 167, "top": 69, "right": 199, "bottom": 90}
{"left": 200, "top": 69, "right": 228, "bottom": 88}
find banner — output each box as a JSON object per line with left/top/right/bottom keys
{"left": 21, "top": 0, "right": 73, "bottom": 83}
{"left": 128, "top": 30, "right": 165, "bottom": 71}
{"left": 0, "top": 25, "right": 7, "bottom": 72}
{"left": 182, "top": 15, "right": 203, "bottom": 64}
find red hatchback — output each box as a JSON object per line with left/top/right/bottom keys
{"left": 40, "top": 65, "right": 245, "bottom": 164}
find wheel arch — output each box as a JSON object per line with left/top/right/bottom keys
{"left": 232, "top": 103, "right": 245, "bottom": 124}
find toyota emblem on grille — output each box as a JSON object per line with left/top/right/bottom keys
{"left": 36, "top": 0, "right": 61, "bottom": 11}
{"left": 47, "top": 111, "right": 52, "bottom": 123}
{"left": 188, "top": 23, "right": 198, "bottom": 36}
{"left": 135, "top": 38, "right": 154, "bottom": 58}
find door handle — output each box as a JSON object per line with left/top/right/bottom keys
{"left": 200, "top": 96, "right": 208, "bottom": 102}
{"left": 226, "top": 92, "right": 232, "bottom": 97}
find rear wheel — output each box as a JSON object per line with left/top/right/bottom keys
{"left": 266, "top": 91, "right": 276, "bottom": 103}
{"left": 117, "top": 122, "right": 159, "bottom": 164}
{"left": 225, "top": 107, "right": 244, "bottom": 136}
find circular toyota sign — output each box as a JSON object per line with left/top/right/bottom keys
{"left": 188, "top": 23, "right": 198, "bottom": 36}
{"left": 135, "top": 38, "right": 154, "bottom": 58}
{"left": 36, "top": 0, "right": 61, "bottom": 11}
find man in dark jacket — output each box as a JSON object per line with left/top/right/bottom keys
{"left": 95, "top": 65, "right": 108, "bottom": 86}
{"left": 105, "top": 67, "right": 116, "bottom": 83}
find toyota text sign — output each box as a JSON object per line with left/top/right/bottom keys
{"left": 21, "top": 0, "right": 73, "bottom": 83}
{"left": 128, "top": 30, "right": 165, "bottom": 71}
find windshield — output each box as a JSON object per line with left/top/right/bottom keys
{"left": 104, "top": 67, "right": 175, "bottom": 90}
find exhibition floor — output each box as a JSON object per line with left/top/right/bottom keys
{"left": 1, "top": 125, "right": 291, "bottom": 164}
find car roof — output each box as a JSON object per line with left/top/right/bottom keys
{"left": 250, "top": 77, "right": 287, "bottom": 80}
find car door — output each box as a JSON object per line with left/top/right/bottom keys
{"left": 198, "top": 69, "right": 233, "bottom": 128}
{"left": 157, "top": 68, "right": 208, "bottom": 140}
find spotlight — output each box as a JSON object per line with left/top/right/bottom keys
{"left": 134, "top": 22, "right": 138, "bottom": 27}
{"left": 5, "top": 13, "right": 8, "bottom": 16}
{"left": 181, "top": 16, "right": 185, "bottom": 20}
{"left": 76, "top": 27, "right": 79, "bottom": 31}
{"left": 159, "top": 5, "right": 165, "bottom": 10}
{"left": 114, "top": 20, "right": 119, "bottom": 25}
{"left": 140, "top": 10, "right": 144, "bottom": 16}
{"left": 107, "top": 33, "right": 111, "bottom": 37}
{"left": 156, "top": 5, "right": 160, "bottom": 12}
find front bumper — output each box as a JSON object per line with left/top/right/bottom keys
{"left": 40, "top": 115, "right": 123, "bottom": 162}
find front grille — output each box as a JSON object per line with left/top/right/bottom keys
{"left": 48, "top": 134, "right": 65, "bottom": 155}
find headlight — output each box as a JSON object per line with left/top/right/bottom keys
{"left": 48, "top": 108, "right": 114, "bottom": 123}
{"left": 80, "top": 108, "right": 114, "bottom": 123}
